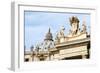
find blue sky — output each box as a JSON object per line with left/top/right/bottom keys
{"left": 24, "top": 11, "right": 90, "bottom": 50}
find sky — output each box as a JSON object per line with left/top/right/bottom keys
{"left": 24, "top": 11, "right": 90, "bottom": 50}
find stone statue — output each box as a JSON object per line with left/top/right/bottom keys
{"left": 69, "top": 16, "right": 80, "bottom": 35}
{"left": 58, "top": 26, "right": 65, "bottom": 38}
{"left": 82, "top": 21, "right": 87, "bottom": 33}
{"left": 55, "top": 26, "right": 65, "bottom": 43}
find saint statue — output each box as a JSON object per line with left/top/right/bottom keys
{"left": 82, "top": 18, "right": 87, "bottom": 33}
{"left": 58, "top": 26, "right": 65, "bottom": 38}
{"left": 69, "top": 16, "right": 80, "bottom": 35}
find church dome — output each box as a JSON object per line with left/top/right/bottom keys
{"left": 44, "top": 28, "right": 53, "bottom": 41}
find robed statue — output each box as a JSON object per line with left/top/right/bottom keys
{"left": 69, "top": 16, "right": 80, "bottom": 35}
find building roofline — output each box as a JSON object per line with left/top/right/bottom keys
{"left": 55, "top": 37, "right": 90, "bottom": 48}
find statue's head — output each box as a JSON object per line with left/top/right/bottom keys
{"left": 69, "top": 16, "right": 79, "bottom": 26}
